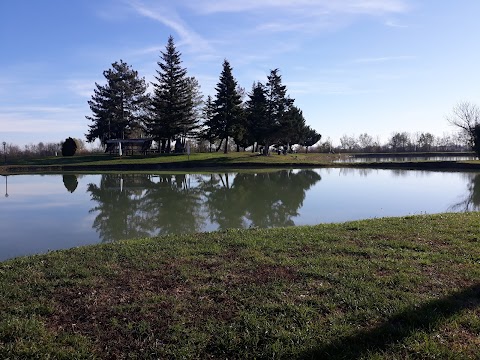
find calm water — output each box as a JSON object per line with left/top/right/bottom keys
{"left": 1, "top": 169, "right": 479, "bottom": 261}
{"left": 335, "top": 155, "right": 477, "bottom": 163}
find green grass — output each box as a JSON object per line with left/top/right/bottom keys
{"left": 1, "top": 213, "right": 479, "bottom": 359}
{"left": 2, "top": 151, "right": 480, "bottom": 175}
{"left": 0, "top": 152, "right": 340, "bottom": 175}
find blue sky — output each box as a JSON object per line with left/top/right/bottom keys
{"left": 1, "top": 0, "right": 480, "bottom": 147}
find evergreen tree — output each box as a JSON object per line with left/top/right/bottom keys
{"left": 302, "top": 126, "right": 322, "bottom": 153}
{"left": 245, "top": 82, "right": 268, "bottom": 152}
{"left": 263, "top": 68, "right": 294, "bottom": 154}
{"left": 183, "top": 76, "right": 203, "bottom": 141}
{"left": 147, "top": 36, "right": 193, "bottom": 153}
{"left": 61, "top": 137, "right": 77, "bottom": 156}
{"left": 213, "top": 59, "right": 243, "bottom": 153}
{"left": 279, "top": 105, "right": 307, "bottom": 149}
{"left": 86, "top": 60, "right": 149, "bottom": 145}
{"left": 199, "top": 95, "right": 217, "bottom": 152}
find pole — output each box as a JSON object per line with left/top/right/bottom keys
{"left": 2, "top": 142, "right": 6, "bottom": 164}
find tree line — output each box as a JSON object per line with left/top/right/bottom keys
{"left": 335, "top": 131, "right": 469, "bottom": 153}
{"left": 85, "top": 36, "right": 321, "bottom": 154}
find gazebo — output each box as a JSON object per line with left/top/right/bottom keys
{"left": 105, "top": 139, "right": 154, "bottom": 156}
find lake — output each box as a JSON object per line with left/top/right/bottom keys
{"left": 1, "top": 168, "right": 479, "bottom": 261}
{"left": 334, "top": 155, "right": 477, "bottom": 163}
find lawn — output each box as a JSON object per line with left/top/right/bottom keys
{"left": 1, "top": 212, "right": 479, "bottom": 359}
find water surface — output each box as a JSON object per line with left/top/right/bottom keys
{"left": 1, "top": 169, "right": 478, "bottom": 261}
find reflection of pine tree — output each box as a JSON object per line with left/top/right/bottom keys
{"left": 141, "top": 174, "right": 206, "bottom": 235}
{"left": 204, "top": 170, "right": 321, "bottom": 229}
{"left": 87, "top": 174, "right": 152, "bottom": 242}
{"left": 203, "top": 173, "right": 248, "bottom": 230}
{"left": 87, "top": 170, "right": 322, "bottom": 241}
{"left": 240, "top": 170, "right": 321, "bottom": 228}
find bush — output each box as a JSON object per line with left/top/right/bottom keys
{"left": 61, "top": 137, "right": 77, "bottom": 156}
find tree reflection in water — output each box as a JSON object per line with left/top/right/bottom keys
{"left": 449, "top": 173, "right": 480, "bottom": 212}
{"left": 63, "top": 174, "right": 78, "bottom": 193}
{"left": 87, "top": 170, "right": 321, "bottom": 242}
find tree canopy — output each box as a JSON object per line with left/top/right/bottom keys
{"left": 86, "top": 60, "right": 149, "bottom": 145}
{"left": 85, "top": 38, "right": 320, "bottom": 154}
{"left": 146, "top": 36, "right": 200, "bottom": 153}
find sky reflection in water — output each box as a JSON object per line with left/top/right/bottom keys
{"left": 0, "top": 169, "right": 479, "bottom": 261}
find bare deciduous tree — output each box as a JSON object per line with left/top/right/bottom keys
{"left": 447, "top": 102, "right": 480, "bottom": 144}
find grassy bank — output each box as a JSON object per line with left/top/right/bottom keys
{"left": 1, "top": 213, "right": 479, "bottom": 359}
{"left": 1, "top": 152, "right": 480, "bottom": 175}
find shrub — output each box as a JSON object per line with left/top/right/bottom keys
{"left": 61, "top": 137, "right": 77, "bottom": 156}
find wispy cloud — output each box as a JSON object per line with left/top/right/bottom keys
{"left": 385, "top": 20, "right": 409, "bottom": 28}
{"left": 0, "top": 106, "right": 86, "bottom": 134}
{"left": 124, "top": 0, "right": 213, "bottom": 54}
{"left": 189, "top": 0, "right": 409, "bottom": 15}
{"left": 352, "top": 55, "right": 416, "bottom": 64}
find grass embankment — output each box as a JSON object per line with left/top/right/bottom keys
{"left": 1, "top": 152, "right": 480, "bottom": 175}
{"left": 1, "top": 213, "right": 479, "bottom": 359}
{"left": 0, "top": 152, "right": 337, "bottom": 174}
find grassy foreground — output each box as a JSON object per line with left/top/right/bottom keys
{"left": 1, "top": 213, "right": 480, "bottom": 359}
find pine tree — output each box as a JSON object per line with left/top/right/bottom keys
{"left": 263, "top": 68, "right": 294, "bottom": 154}
{"left": 199, "top": 95, "right": 217, "bottom": 152}
{"left": 147, "top": 36, "right": 194, "bottom": 153}
{"left": 86, "top": 60, "right": 149, "bottom": 145}
{"left": 213, "top": 59, "right": 243, "bottom": 153}
{"left": 302, "top": 125, "right": 322, "bottom": 153}
{"left": 245, "top": 82, "right": 268, "bottom": 152}
{"left": 279, "top": 105, "right": 307, "bottom": 149}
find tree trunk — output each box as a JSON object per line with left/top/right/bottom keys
{"left": 263, "top": 141, "right": 269, "bottom": 156}
{"left": 223, "top": 136, "right": 229, "bottom": 154}
{"left": 216, "top": 138, "right": 224, "bottom": 152}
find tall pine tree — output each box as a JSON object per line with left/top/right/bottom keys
{"left": 199, "top": 95, "right": 217, "bottom": 152}
{"left": 147, "top": 36, "right": 193, "bottom": 153}
{"left": 263, "top": 68, "right": 294, "bottom": 154}
{"left": 86, "top": 60, "right": 149, "bottom": 145}
{"left": 213, "top": 59, "right": 243, "bottom": 153}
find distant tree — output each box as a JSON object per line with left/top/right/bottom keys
{"left": 447, "top": 102, "right": 480, "bottom": 157}
{"left": 358, "top": 133, "right": 374, "bottom": 151}
{"left": 73, "top": 138, "right": 86, "bottom": 153}
{"left": 86, "top": 60, "right": 149, "bottom": 145}
{"left": 389, "top": 132, "right": 410, "bottom": 152}
{"left": 147, "top": 36, "right": 194, "bottom": 153}
{"left": 339, "top": 134, "right": 358, "bottom": 151}
{"left": 212, "top": 59, "right": 243, "bottom": 153}
{"left": 417, "top": 132, "right": 436, "bottom": 151}
{"left": 61, "top": 137, "right": 77, "bottom": 156}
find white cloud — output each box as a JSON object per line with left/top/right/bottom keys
{"left": 189, "top": 0, "right": 409, "bottom": 15}
{"left": 385, "top": 19, "right": 409, "bottom": 28}
{"left": 125, "top": 0, "right": 213, "bottom": 54}
{"left": 352, "top": 55, "right": 416, "bottom": 64}
{"left": 0, "top": 106, "right": 86, "bottom": 134}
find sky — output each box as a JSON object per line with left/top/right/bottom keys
{"left": 1, "top": 0, "right": 480, "bottom": 148}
